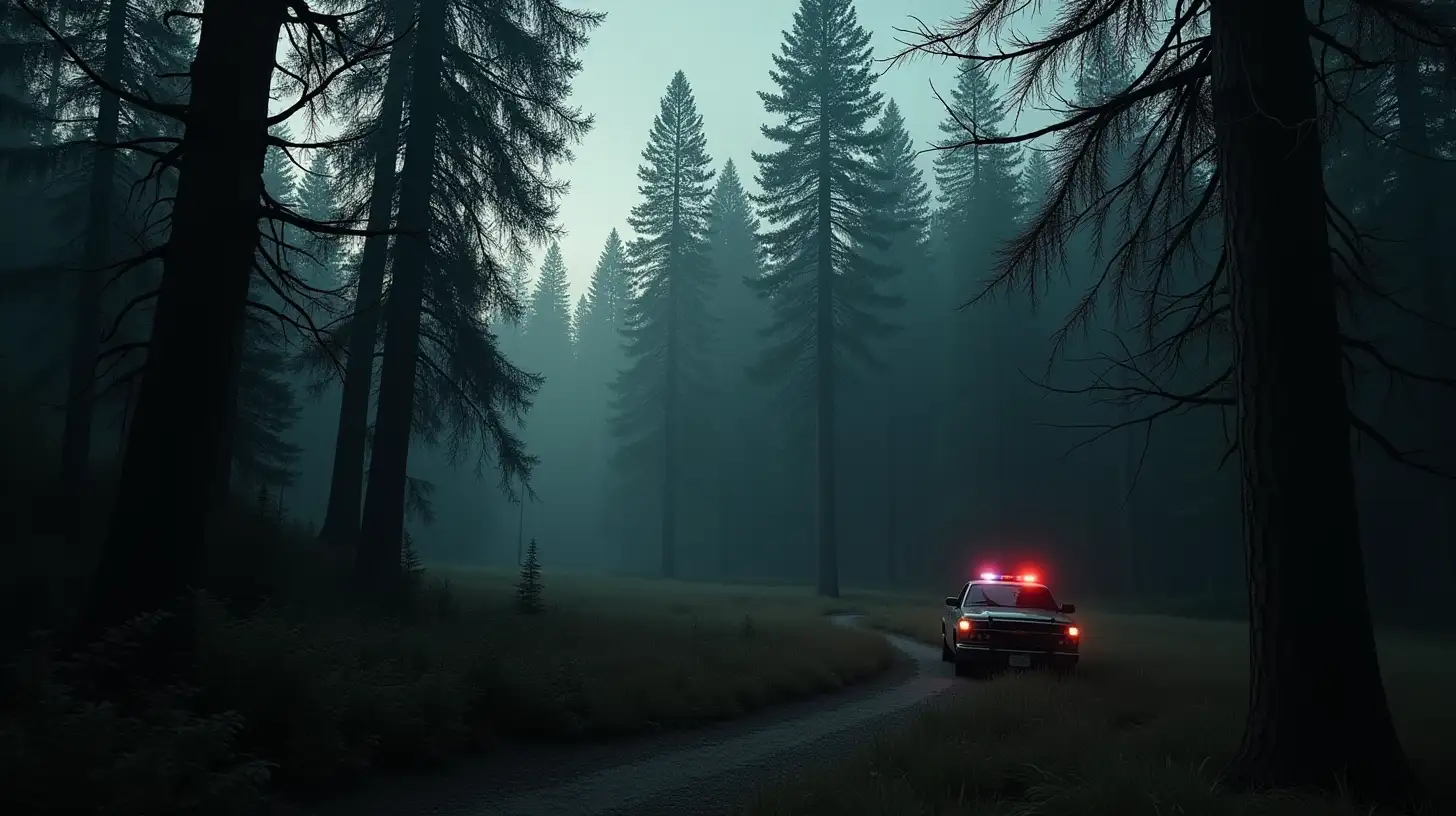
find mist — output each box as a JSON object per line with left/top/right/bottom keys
{"left": 1, "top": 0, "right": 1453, "bottom": 813}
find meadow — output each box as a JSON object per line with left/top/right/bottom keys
{"left": 0, "top": 554, "right": 902, "bottom": 815}
{"left": 742, "top": 604, "right": 1456, "bottom": 816}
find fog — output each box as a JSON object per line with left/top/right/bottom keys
{"left": 1, "top": 0, "right": 1451, "bottom": 624}
{"left": 4, "top": 1, "right": 1456, "bottom": 812}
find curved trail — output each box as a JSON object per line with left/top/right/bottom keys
{"left": 299, "top": 615, "right": 963, "bottom": 816}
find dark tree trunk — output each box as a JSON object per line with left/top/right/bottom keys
{"left": 318, "top": 2, "right": 413, "bottom": 551}
{"left": 815, "top": 102, "right": 839, "bottom": 599}
{"left": 356, "top": 0, "right": 444, "bottom": 610}
{"left": 74, "top": 0, "right": 286, "bottom": 648}
{"left": 1212, "top": 0, "right": 1418, "bottom": 804}
{"left": 58, "top": 0, "right": 124, "bottom": 531}
{"left": 210, "top": 322, "right": 245, "bottom": 528}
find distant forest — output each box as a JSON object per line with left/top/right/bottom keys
{"left": 0, "top": 0, "right": 1451, "bottom": 622}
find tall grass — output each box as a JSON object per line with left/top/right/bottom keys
{"left": 0, "top": 393, "right": 897, "bottom": 815}
{"left": 743, "top": 604, "right": 1456, "bottom": 815}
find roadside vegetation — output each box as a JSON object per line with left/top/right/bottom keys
{"left": 0, "top": 407, "right": 894, "bottom": 816}
{"left": 744, "top": 605, "right": 1456, "bottom": 816}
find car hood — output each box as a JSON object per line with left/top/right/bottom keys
{"left": 978, "top": 609, "right": 1070, "bottom": 624}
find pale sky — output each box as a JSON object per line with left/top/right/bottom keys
{"left": 550, "top": 0, "right": 1057, "bottom": 298}
{"left": 270, "top": 0, "right": 1058, "bottom": 298}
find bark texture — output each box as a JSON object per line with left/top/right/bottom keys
{"left": 76, "top": 0, "right": 286, "bottom": 647}
{"left": 1212, "top": 0, "right": 1418, "bottom": 804}
{"left": 318, "top": 1, "right": 413, "bottom": 550}
{"left": 355, "top": 0, "right": 445, "bottom": 609}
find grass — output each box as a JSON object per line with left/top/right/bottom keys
{"left": 741, "top": 603, "right": 1456, "bottom": 816}
{"left": 0, "top": 560, "right": 899, "bottom": 815}
{"left": 0, "top": 394, "right": 902, "bottom": 815}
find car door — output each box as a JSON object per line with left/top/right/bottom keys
{"left": 944, "top": 582, "right": 971, "bottom": 636}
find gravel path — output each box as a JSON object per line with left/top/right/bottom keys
{"left": 291, "top": 614, "right": 962, "bottom": 816}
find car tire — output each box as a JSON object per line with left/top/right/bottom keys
{"left": 941, "top": 631, "right": 953, "bottom": 662}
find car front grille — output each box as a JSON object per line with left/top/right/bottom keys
{"left": 982, "top": 622, "right": 1069, "bottom": 651}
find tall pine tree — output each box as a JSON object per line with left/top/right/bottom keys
{"left": 233, "top": 127, "right": 304, "bottom": 494}
{"left": 35, "top": 0, "right": 193, "bottom": 524}
{"left": 571, "top": 294, "right": 588, "bottom": 348}
{"left": 932, "top": 60, "right": 1026, "bottom": 543}
{"left": 611, "top": 70, "right": 716, "bottom": 578}
{"left": 316, "top": 0, "right": 413, "bottom": 552}
{"left": 357, "top": 0, "right": 592, "bottom": 606}
{"left": 518, "top": 240, "right": 575, "bottom": 547}
{"left": 702, "top": 159, "right": 769, "bottom": 575}
{"left": 575, "top": 229, "right": 631, "bottom": 380}
{"left": 751, "top": 0, "right": 895, "bottom": 597}
{"left": 861, "top": 98, "right": 931, "bottom": 585}
{"left": 574, "top": 228, "right": 631, "bottom": 563}
{"left": 294, "top": 150, "right": 343, "bottom": 295}
{"left": 1021, "top": 149, "right": 1052, "bottom": 210}
{"left": 933, "top": 63, "right": 1023, "bottom": 272}
{"left": 525, "top": 242, "right": 574, "bottom": 368}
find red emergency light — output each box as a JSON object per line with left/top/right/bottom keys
{"left": 978, "top": 569, "right": 1041, "bottom": 584}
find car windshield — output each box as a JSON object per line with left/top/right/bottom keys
{"left": 972, "top": 583, "right": 1059, "bottom": 611}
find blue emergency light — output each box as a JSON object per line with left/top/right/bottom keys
{"left": 979, "top": 571, "right": 1040, "bottom": 583}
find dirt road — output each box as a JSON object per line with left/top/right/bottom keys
{"left": 297, "top": 615, "right": 961, "bottom": 816}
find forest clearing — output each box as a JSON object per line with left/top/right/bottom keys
{"left": 3, "top": 0, "right": 1456, "bottom": 813}
{"left": 749, "top": 609, "right": 1456, "bottom": 816}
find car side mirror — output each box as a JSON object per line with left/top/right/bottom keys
{"left": 944, "top": 596, "right": 959, "bottom": 607}
{"left": 1060, "top": 603, "right": 1076, "bottom": 614}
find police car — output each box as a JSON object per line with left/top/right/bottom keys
{"left": 941, "top": 571, "right": 1080, "bottom": 678}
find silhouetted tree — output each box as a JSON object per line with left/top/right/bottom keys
{"left": 862, "top": 98, "right": 926, "bottom": 583}
{"left": 571, "top": 293, "right": 587, "bottom": 348}
{"left": 357, "top": 0, "right": 596, "bottom": 609}
{"left": 611, "top": 70, "right": 716, "bottom": 578}
{"left": 55, "top": 0, "right": 392, "bottom": 646}
{"left": 931, "top": 60, "right": 1026, "bottom": 539}
{"left": 516, "top": 240, "right": 575, "bottom": 544}
{"left": 318, "top": 0, "right": 413, "bottom": 551}
{"left": 575, "top": 229, "right": 630, "bottom": 397}
{"left": 232, "top": 335, "right": 302, "bottom": 489}
{"left": 751, "top": 0, "right": 895, "bottom": 597}
{"left": 573, "top": 229, "right": 631, "bottom": 557}
{"left": 894, "top": 0, "right": 1456, "bottom": 803}
{"left": 701, "top": 159, "right": 768, "bottom": 574}
{"left": 5, "top": 0, "right": 190, "bottom": 543}
{"left": 525, "top": 242, "right": 574, "bottom": 370}
{"left": 231, "top": 129, "right": 306, "bottom": 493}
{"left": 515, "top": 538, "right": 543, "bottom": 614}
{"left": 1020, "top": 150, "right": 1051, "bottom": 208}
{"left": 294, "top": 150, "right": 343, "bottom": 293}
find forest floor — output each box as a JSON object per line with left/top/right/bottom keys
{"left": 288, "top": 612, "right": 955, "bottom": 816}
{"left": 738, "top": 605, "right": 1456, "bottom": 816}
{"left": 0, "top": 558, "right": 904, "bottom": 816}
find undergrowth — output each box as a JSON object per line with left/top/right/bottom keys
{"left": 0, "top": 402, "right": 896, "bottom": 815}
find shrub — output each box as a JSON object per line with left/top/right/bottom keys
{"left": 515, "top": 539, "right": 544, "bottom": 615}
{"left": 0, "top": 614, "right": 271, "bottom": 816}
